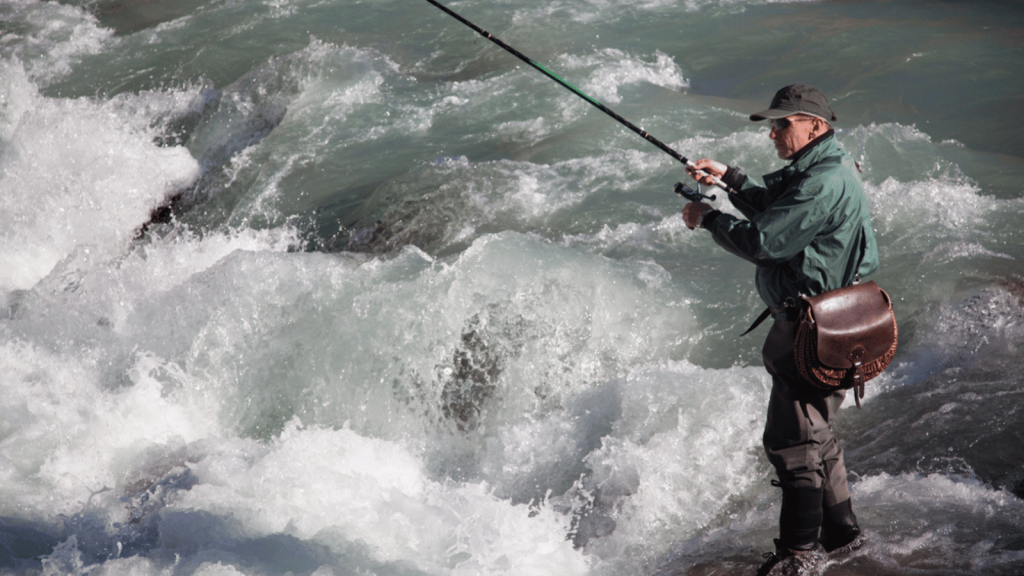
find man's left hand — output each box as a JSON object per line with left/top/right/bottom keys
{"left": 682, "top": 202, "right": 714, "bottom": 230}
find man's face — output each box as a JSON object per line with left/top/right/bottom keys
{"left": 769, "top": 115, "right": 822, "bottom": 159}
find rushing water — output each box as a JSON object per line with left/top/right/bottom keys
{"left": 2, "top": 0, "right": 1024, "bottom": 574}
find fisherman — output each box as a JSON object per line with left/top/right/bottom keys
{"left": 681, "top": 84, "right": 877, "bottom": 576}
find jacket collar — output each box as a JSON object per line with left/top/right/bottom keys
{"left": 763, "top": 129, "right": 838, "bottom": 190}
{"left": 788, "top": 128, "right": 837, "bottom": 168}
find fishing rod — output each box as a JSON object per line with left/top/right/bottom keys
{"left": 422, "top": 0, "right": 736, "bottom": 202}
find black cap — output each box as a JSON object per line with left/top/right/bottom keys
{"left": 749, "top": 84, "right": 837, "bottom": 122}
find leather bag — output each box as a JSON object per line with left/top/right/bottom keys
{"left": 793, "top": 281, "right": 897, "bottom": 407}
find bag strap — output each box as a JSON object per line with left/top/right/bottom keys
{"left": 740, "top": 307, "right": 773, "bottom": 336}
{"left": 849, "top": 365, "right": 866, "bottom": 409}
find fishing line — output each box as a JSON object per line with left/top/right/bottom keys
{"left": 423, "top": 0, "right": 735, "bottom": 199}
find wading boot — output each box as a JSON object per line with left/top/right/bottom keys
{"left": 756, "top": 486, "right": 826, "bottom": 576}
{"left": 819, "top": 498, "right": 863, "bottom": 553}
{"left": 756, "top": 542, "right": 825, "bottom": 576}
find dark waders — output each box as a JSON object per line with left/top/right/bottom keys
{"left": 761, "top": 313, "right": 861, "bottom": 552}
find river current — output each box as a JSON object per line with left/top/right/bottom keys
{"left": 2, "top": 0, "right": 1024, "bottom": 574}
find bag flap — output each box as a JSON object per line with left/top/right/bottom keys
{"left": 804, "top": 281, "right": 896, "bottom": 368}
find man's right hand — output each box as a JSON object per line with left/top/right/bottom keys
{"left": 686, "top": 159, "right": 727, "bottom": 187}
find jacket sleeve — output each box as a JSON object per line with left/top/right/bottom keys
{"left": 706, "top": 177, "right": 830, "bottom": 266}
{"left": 721, "top": 167, "right": 770, "bottom": 220}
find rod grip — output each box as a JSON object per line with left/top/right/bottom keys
{"left": 685, "top": 162, "right": 737, "bottom": 196}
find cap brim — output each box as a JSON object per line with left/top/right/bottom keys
{"left": 749, "top": 109, "right": 835, "bottom": 122}
{"left": 749, "top": 108, "right": 797, "bottom": 121}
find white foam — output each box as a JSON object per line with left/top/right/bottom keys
{"left": 161, "top": 424, "right": 589, "bottom": 575}
{"left": 868, "top": 176, "right": 994, "bottom": 239}
{"left": 527, "top": 0, "right": 816, "bottom": 24}
{"left": 0, "top": 341, "right": 217, "bottom": 516}
{"left": 0, "top": 0, "right": 113, "bottom": 85}
{"left": 856, "top": 471, "right": 1022, "bottom": 517}
{"left": 298, "top": 40, "right": 404, "bottom": 135}
{"left": 0, "top": 63, "right": 201, "bottom": 293}
{"left": 575, "top": 360, "right": 771, "bottom": 567}
{"left": 2, "top": 2, "right": 1022, "bottom": 575}
{"left": 851, "top": 472, "right": 1024, "bottom": 571}
{"left": 557, "top": 49, "right": 687, "bottom": 104}
{"left": 562, "top": 212, "right": 700, "bottom": 256}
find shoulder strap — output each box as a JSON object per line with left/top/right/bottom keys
{"left": 740, "top": 307, "right": 774, "bottom": 336}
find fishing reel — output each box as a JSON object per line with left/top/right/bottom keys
{"left": 673, "top": 181, "right": 717, "bottom": 203}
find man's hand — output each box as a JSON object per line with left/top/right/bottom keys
{"left": 682, "top": 202, "right": 714, "bottom": 230}
{"left": 685, "top": 158, "right": 727, "bottom": 187}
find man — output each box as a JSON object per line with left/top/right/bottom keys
{"left": 682, "top": 84, "right": 878, "bottom": 575}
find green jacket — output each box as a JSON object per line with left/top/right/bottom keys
{"left": 704, "top": 131, "right": 879, "bottom": 309}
